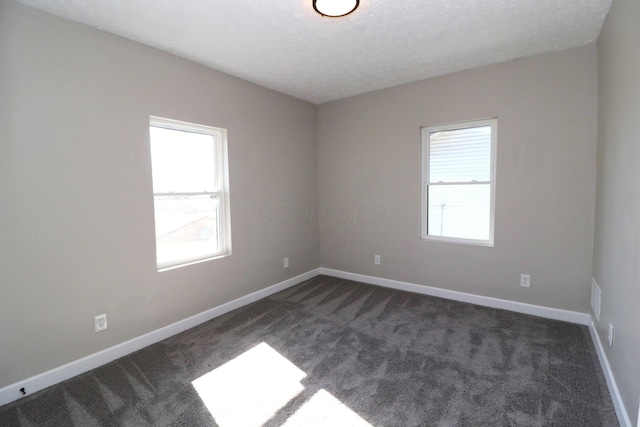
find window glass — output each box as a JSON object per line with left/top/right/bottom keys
{"left": 150, "top": 127, "right": 217, "bottom": 193}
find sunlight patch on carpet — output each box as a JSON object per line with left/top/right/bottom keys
{"left": 282, "top": 389, "right": 373, "bottom": 427}
{"left": 192, "top": 342, "right": 373, "bottom": 426}
{"left": 192, "top": 342, "right": 306, "bottom": 427}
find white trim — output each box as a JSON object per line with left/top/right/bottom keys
{"left": 149, "top": 115, "right": 222, "bottom": 135}
{"left": 0, "top": 268, "right": 320, "bottom": 407}
{"left": 588, "top": 318, "right": 632, "bottom": 427}
{"left": 318, "top": 268, "right": 591, "bottom": 325}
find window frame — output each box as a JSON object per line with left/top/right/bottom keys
{"left": 149, "top": 116, "right": 232, "bottom": 271}
{"left": 420, "top": 118, "right": 497, "bottom": 246}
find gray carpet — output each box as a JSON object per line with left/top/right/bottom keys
{"left": 0, "top": 275, "right": 618, "bottom": 426}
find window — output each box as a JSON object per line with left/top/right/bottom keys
{"left": 421, "top": 119, "right": 496, "bottom": 245}
{"left": 149, "top": 116, "right": 231, "bottom": 270}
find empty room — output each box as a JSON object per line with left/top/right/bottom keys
{"left": 0, "top": 0, "right": 638, "bottom": 425}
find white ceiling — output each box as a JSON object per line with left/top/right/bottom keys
{"left": 15, "top": 0, "right": 612, "bottom": 104}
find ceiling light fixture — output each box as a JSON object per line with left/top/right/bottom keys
{"left": 313, "top": 0, "right": 359, "bottom": 17}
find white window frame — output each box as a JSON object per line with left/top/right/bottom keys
{"left": 420, "top": 118, "right": 497, "bottom": 246}
{"left": 150, "top": 116, "right": 232, "bottom": 271}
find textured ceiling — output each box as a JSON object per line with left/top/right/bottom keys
{"left": 15, "top": 0, "right": 612, "bottom": 104}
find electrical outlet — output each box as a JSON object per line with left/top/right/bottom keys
{"left": 94, "top": 314, "right": 107, "bottom": 333}
{"left": 520, "top": 274, "right": 531, "bottom": 288}
{"left": 283, "top": 257, "right": 289, "bottom": 269}
{"left": 608, "top": 323, "right": 614, "bottom": 347}
{"left": 374, "top": 255, "right": 381, "bottom": 265}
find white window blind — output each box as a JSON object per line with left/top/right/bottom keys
{"left": 421, "top": 119, "right": 496, "bottom": 245}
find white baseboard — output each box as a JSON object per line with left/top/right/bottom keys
{"left": 588, "top": 319, "right": 632, "bottom": 427}
{"left": 0, "top": 268, "right": 320, "bottom": 407}
{"left": 319, "top": 268, "right": 591, "bottom": 325}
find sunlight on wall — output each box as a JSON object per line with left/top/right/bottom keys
{"left": 192, "top": 342, "right": 306, "bottom": 426}
{"left": 282, "top": 389, "right": 373, "bottom": 427}
{"left": 192, "top": 342, "right": 373, "bottom": 426}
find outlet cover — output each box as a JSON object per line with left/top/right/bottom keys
{"left": 374, "top": 255, "right": 381, "bottom": 265}
{"left": 520, "top": 274, "right": 531, "bottom": 288}
{"left": 94, "top": 314, "right": 108, "bottom": 333}
{"left": 284, "top": 257, "right": 289, "bottom": 269}
{"left": 608, "top": 323, "right": 614, "bottom": 347}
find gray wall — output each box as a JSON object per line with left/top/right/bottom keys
{"left": 0, "top": 0, "right": 318, "bottom": 388}
{"left": 318, "top": 45, "right": 598, "bottom": 313}
{"left": 593, "top": 0, "right": 640, "bottom": 423}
